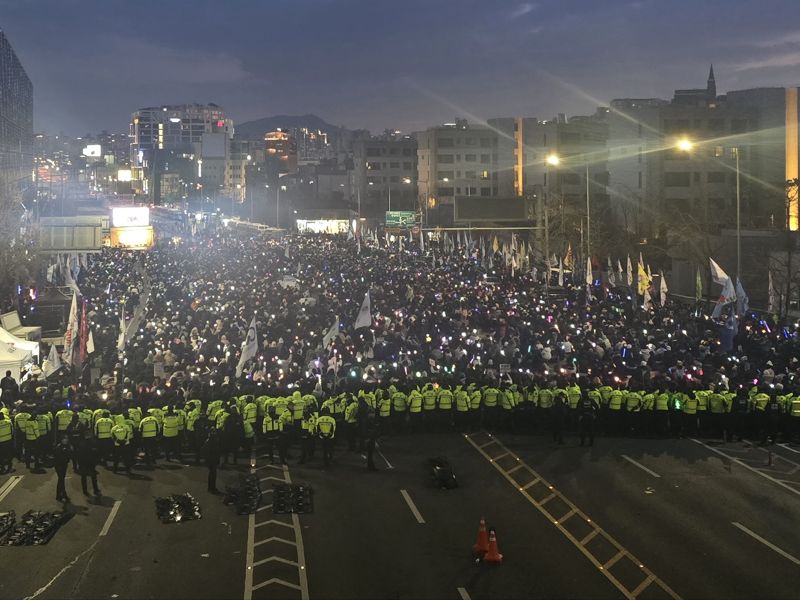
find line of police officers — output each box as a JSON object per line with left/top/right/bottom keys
{"left": 2, "top": 381, "right": 799, "bottom": 492}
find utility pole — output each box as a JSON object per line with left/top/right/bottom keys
{"left": 786, "top": 179, "right": 800, "bottom": 318}
{"left": 544, "top": 193, "right": 550, "bottom": 300}
{"left": 585, "top": 162, "right": 591, "bottom": 260}
{"left": 735, "top": 147, "right": 741, "bottom": 280}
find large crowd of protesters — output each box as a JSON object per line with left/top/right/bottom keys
{"left": 1, "top": 226, "right": 800, "bottom": 495}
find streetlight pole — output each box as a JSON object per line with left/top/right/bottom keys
{"left": 735, "top": 146, "right": 741, "bottom": 280}
{"left": 544, "top": 193, "right": 550, "bottom": 300}
{"left": 388, "top": 183, "right": 392, "bottom": 213}
{"left": 585, "top": 162, "right": 591, "bottom": 261}
{"left": 276, "top": 185, "right": 280, "bottom": 228}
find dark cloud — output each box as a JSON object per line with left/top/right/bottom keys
{"left": 2, "top": 0, "right": 797, "bottom": 135}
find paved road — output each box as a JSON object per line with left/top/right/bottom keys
{"left": 2, "top": 430, "right": 800, "bottom": 599}
{"left": 276, "top": 432, "right": 618, "bottom": 600}
{"left": 491, "top": 432, "right": 800, "bottom": 600}
{"left": 0, "top": 457, "right": 249, "bottom": 600}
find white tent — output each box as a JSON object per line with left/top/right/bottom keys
{"left": 0, "top": 341, "right": 33, "bottom": 381}
{"left": 0, "top": 327, "right": 40, "bottom": 361}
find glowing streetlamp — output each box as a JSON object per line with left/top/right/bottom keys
{"left": 676, "top": 138, "right": 694, "bottom": 152}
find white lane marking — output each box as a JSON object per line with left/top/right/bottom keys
{"left": 260, "top": 476, "right": 285, "bottom": 484}
{"left": 457, "top": 587, "right": 472, "bottom": 600}
{"left": 744, "top": 440, "right": 800, "bottom": 468}
{"left": 0, "top": 476, "right": 14, "bottom": 495}
{"left": 400, "top": 489, "right": 425, "bottom": 524}
{"left": 23, "top": 539, "right": 99, "bottom": 600}
{"left": 252, "top": 578, "right": 300, "bottom": 593}
{"left": 0, "top": 475, "right": 23, "bottom": 504}
{"left": 375, "top": 442, "right": 395, "bottom": 469}
{"left": 284, "top": 467, "right": 310, "bottom": 600}
{"left": 99, "top": 500, "right": 122, "bottom": 537}
{"left": 255, "top": 462, "right": 284, "bottom": 471}
{"left": 621, "top": 455, "right": 661, "bottom": 478}
{"left": 692, "top": 439, "right": 800, "bottom": 498}
{"left": 778, "top": 443, "right": 800, "bottom": 455}
{"left": 732, "top": 522, "right": 800, "bottom": 566}
{"left": 244, "top": 448, "right": 256, "bottom": 600}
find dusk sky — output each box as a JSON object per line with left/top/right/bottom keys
{"left": 3, "top": 0, "right": 800, "bottom": 136}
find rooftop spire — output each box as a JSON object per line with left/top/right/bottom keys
{"left": 707, "top": 64, "right": 716, "bottom": 100}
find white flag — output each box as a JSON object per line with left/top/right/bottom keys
{"left": 64, "top": 264, "right": 81, "bottom": 296}
{"left": 735, "top": 278, "right": 749, "bottom": 316}
{"left": 354, "top": 291, "right": 372, "bottom": 329}
{"left": 607, "top": 257, "right": 616, "bottom": 287}
{"left": 585, "top": 256, "right": 593, "bottom": 286}
{"left": 626, "top": 255, "right": 633, "bottom": 287}
{"left": 285, "top": 246, "right": 290, "bottom": 259}
{"left": 116, "top": 307, "right": 126, "bottom": 351}
{"left": 236, "top": 316, "right": 258, "bottom": 377}
{"left": 323, "top": 317, "right": 339, "bottom": 349}
{"left": 63, "top": 293, "right": 78, "bottom": 366}
{"left": 768, "top": 271, "right": 779, "bottom": 315}
{"left": 647, "top": 263, "right": 653, "bottom": 281}
{"left": 617, "top": 259, "right": 623, "bottom": 282}
{"left": 712, "top": 277, "right": 737, "bottom": 319}
{"left": 643, "top": 287, "right": 653, "bottom": 312}
{"left": 659, "top": 271, "right": 668, "bottom": 305}
{"left": 419, "top": 227, "right": 425, "bottom": 253}
{"left": 709, "top": 258, "right": 730, "bottom": 285}
{"left": 86, "top": 328, "right": 95, "bottom": 355}
{"left": 44, "top": 343, "right": 62, "bottom": 378}
{"left": 558, "top": 257, "right": 564, "bottom": 287}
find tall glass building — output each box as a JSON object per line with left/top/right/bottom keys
{"left": 0, "top": 29, "right": 33, "bottom": 228}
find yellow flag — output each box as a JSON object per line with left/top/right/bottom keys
{"left": 492, "top": 236, "right": 499, "bottom": 253}
{"left": 564, "top": 243, "right": 573, "bottom": 268}
{"left": 637, "top": 261, "right": 651, "bottom": 295}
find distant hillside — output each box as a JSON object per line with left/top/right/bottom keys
{"left": 234, "top": 114, "right": 343, "bottom": 139}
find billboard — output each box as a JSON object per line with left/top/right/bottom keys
{"left": 296, "top": 219, "right": 349, "bottom": 234}
{"left": 384, "top": 211, "right": 417, "bottom": 229}
{"left": 453, "top": 196, "right": 531, "bottom": 222}
{"left": 112, "top": 206, "right": 150, "bottom": 227}
{"left": 82, "top": 144, "right": 102, "bottom": 157}
{"left": 201, "top": 132, "right": 227, "bottom": 158}
{"left": 117, "top": 169, "right": 132, "bottom": 182}
{"left": 110, "top": 226, "right": 154, "bottom": 249}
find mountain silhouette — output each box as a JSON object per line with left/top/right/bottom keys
{"left": 234, "top": 114, "right": 343, "bottom": 139}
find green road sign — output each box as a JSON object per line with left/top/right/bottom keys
{"left": 384, "top": 211, "right": 417, "bottom": 229}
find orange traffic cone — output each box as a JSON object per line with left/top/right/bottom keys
{"left": 472, "top": 518, "right": 489, "bottom": 556}
{"left": 483, "top": 529, "right": 503, "bottom": 564}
